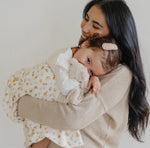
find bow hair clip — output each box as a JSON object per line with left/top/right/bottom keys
{"left": 102, "top": 43, "right": 118, "bottom": 50}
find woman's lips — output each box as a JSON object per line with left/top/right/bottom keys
{"left": 81, "top": 34, "right": 87, "bottom": 39}
{"left": 80, "top": 34, "right": 87, "bottom": 40}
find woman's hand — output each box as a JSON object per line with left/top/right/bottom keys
{"left": 87, "top": 76, "right": 101, "bottom": 94}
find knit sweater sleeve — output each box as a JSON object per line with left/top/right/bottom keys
{"left": 18, "top": 64, "right": 132, "bottom": 130}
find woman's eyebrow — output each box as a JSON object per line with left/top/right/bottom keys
{"left": 92, "top": 20, "right": 104, "bottom": 28}
{"left": 86, "top": 13, "right": 103, "bottom": 28}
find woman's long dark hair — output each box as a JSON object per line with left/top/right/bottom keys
{"left": 83, "top": 0, "right": 150, "bottom": 142}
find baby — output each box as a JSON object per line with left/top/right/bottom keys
{"left": 3, "top": 37, "right": 121, "bottom": 148}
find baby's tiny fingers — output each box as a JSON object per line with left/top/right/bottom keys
{"left": 92, "top": 86, "right": 97, "bottom": 94}
{"left": 87, "top": 82, "right": 92, "bottom": 89}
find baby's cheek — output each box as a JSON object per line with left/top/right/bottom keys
{"left": 74, "top": 53, "right": 86, "bottom": 65}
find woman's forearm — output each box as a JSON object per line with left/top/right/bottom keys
{"left": 18, "top": 65, "right": 132, "bottom": 130}
{"left": 18, "top": 93, "right": 105, "bottom": 130}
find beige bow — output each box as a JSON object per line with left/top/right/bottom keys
{"left": 102, "top": 43, "right": 118, "bottom": 50}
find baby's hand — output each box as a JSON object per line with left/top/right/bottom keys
{"left": 87, "top": 76, "right": 101, "bottom": 94}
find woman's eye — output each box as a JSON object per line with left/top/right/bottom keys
{"left": 93, "top": 25, "right": 99, "bottom": 29}
{"left": 87, "top": 58, "right": 90, "bottom": 64}
{"left": 90, "top": 70, "right": 93, "bottom": 76}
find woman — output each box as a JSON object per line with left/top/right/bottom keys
{"left": 17, "top": 0, "right": 150, "bottom": 148}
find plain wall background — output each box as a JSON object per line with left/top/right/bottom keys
{"left": 0, "top": 0, "right": 149, "bottom": 147}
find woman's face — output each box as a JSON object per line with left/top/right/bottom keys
{"left": 80, "top": 5, "right": 110, "bottom": 42}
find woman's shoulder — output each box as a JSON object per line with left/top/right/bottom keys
{"left": 112, "top": 64, "right": 132, "bottom": 75}
{"left": 99, "top": 64, "right": 132, "bottom": 82}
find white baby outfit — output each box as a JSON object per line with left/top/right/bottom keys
{"left": 3, "top": 48, "right": 89, "bottom": 148}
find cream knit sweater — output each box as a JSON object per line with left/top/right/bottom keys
{"left": 18, "top": 64, "right": 132, "bottom": 148}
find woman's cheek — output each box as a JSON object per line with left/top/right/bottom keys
{"left": 81, "top": 19, "right": 85, "bottom": 30}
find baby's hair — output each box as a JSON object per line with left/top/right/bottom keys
{"left": 79, "top": 37, "right": 122, "bottom": 73}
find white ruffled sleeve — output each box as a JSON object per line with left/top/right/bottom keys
{"left": 47, "top": 48, "right": 80, "bottom": 96}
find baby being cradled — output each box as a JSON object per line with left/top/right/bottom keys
{"left": 3, "top": 51, "right": 89, "bottom": 148}
{"left": 3, "top": 37, "right": 120, "bottom": 148}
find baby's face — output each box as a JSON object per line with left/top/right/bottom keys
{"left": 73, "top": 47, "right": 106, "bottom": 76}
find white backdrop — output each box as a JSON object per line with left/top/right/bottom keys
{"left": 0, "top": 0, "right": 149, "bottom": 148}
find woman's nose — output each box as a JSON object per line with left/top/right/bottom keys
{"left": 82, "top": 22, "right": 90, "bottom": 34}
